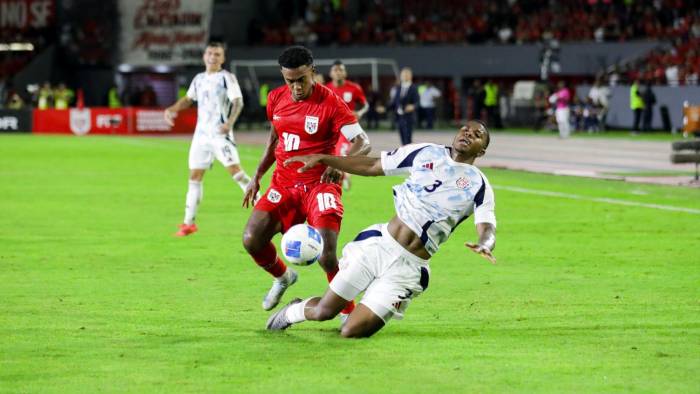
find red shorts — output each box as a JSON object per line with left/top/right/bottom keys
{"left": 255, "top": 181, "right": 344, "bottom": 233}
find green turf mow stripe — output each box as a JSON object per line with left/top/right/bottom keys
{"left": 496, "top": 185, "right": 700, "bottom": 214}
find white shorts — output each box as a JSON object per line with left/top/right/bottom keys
{"left": 330, "top": 223, "right": 431, "bottom": 322}
{"left": 188, "top": 133, "right": 241, "bottom": 170}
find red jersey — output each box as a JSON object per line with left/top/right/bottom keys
{"left": 326, "top": 80, "right": 366, "bottom": 154}
{"left": 267, "top": 83, "right": 357, "bottom": 186}
{"left": 325, "top": 80, "right": 367, "bottom": 111}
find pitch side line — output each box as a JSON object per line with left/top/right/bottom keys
{"left": 495, "top": 185, "right": 700, "bottom": 214}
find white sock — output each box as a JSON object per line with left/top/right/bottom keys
{"left": 232, "top": 171, "right": 252, "bottom": 192}
{"left": 184, "top": 180, "right": 202, "bottom": 225}
{"left": 285, "top": 298, "right": 311, "bottom": 324}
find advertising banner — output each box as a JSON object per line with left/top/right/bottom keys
{"left": 118, "top": 0, "right": 213, "bottom": 66}
{"left": 32, "top": 108, "right": 196, "bottom": 135}
{"left": 0, "top": 109, "right": 32, "bottom": 132}
{"left": 134, "top": 108, "right": 197, "bottom": 133}
{"left": 0, "top": 0, "right": 54, "bottom": 31}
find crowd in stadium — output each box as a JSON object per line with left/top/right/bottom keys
{"left": 611, "top": 38, "right": 700, "bottom": 86}
{"left": 250, "top": 0, "right": 700, "bottom": 46}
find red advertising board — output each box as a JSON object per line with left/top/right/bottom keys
{"left": 32, "top": 108, "right": 197, "bottom": 135}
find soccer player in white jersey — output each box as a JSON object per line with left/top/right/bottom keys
{"left": 164, "top": 42, "right": 256, "bottom": 236}
{"left": 266, "top": 120, "right": 496, "bottom": 338}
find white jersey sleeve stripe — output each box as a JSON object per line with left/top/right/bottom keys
{"left": 380, "top": 143, "right": 432, "bottom": 176}
{"left": 474, "top": 176, "right": 496, "bottom": 226}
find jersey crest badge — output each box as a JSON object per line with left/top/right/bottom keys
{"left": 267, "top": 188, "right": 282, "bottom": 203}
{"left": 304, "top": 115, "right": 319, "bottom": 134}
{"left": 456, "top": 177, "right": 470, "bottom": 189}
{"left": 342, "top": 92, "right": 353, "bottom": 103}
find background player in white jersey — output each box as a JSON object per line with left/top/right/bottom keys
{"left": 267, "top": 120, "right": 496, "bottom": 338}
{"left": 164, "top": 42, "right": 256, "bottom": 236}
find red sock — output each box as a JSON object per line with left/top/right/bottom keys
{"left": 251, "top": 242, "right": 287, "bottom": 278}
{"left": 326, "top": 267, "right": 356, "bottom": 314}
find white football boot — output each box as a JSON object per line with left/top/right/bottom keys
{"left": 266, "top": 298, "right": 302, "bottom": 330}
{"left": 262, "top": 268, "right": 298, "bottom": 311}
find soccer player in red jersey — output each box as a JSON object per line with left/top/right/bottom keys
{"left": 325, "top": 60, "right": 369, "bottom": 190}
{"left": 242, "top": 46, "right": 371, "bottom": 319}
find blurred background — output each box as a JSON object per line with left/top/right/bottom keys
{"left": 1, "top": 0, "right": 700, "bottom": 135}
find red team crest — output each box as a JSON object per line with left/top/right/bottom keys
{"left": 267, "top": 188, "right": 282, "bottom": 203}
{"left": 304, "top": 115, "right": 319, "bottom": 134}
{"left": 456, "top": 177, "right": 470, "bottom": 189}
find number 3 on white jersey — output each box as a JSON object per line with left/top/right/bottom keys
{"left": 282, "top": 132, "right": 300, "bottom": 152}
{"left": 316, "top": 193, "right": 337, "bottom": 211}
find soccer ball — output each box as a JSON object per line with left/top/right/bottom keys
{"left": 280, "top": 224, "right": 324, "bottom": 266}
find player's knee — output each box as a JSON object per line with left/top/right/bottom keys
{"left": 189, "top": 171, "right": 204, "bottom": 181}
{"left": 340, "top": 324, "right": 372, "bottom": 338}
{"left": 242, "top": 229, "right": 261, "bottom": 254}
{"left": 318, "top": 252, "right": 338, "bottom": 272}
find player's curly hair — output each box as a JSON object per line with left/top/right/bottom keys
{"left": 278, "top": 46, "right": 314, "bottom": 69}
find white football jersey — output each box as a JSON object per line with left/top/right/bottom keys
{"left": 381, "top": 143, "right": 496, "bottom": 256}
{"left": 187, "top": 70, "right": 243, "bottom": 138}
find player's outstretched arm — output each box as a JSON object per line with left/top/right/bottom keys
{"left": 243, "top": 126, "right": 278, "bottom": 208}
{"left": 286, "top": 154, "right": 384, "bottom": 177}
{"left": 164, "top": 97, "right": 193, "bottom": 126}
{"left": 465, "top": 223, "right": 496, "bottom": 264}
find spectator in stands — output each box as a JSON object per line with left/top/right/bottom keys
{"left": 252, "top": 1, "right": 700, "bottom": 48}
{"left": 630, "top": 79, "right": 644, "bottom": 134}
{"left": 418, "top": 80, "right": 441, "bottom": 129}
{"left": 641, "top": 82, "right": 656, "bottom": 132}
{"left": 389, "top": 67, "right": 419, "bottom": 145}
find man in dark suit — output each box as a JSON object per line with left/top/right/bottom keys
{"left": 390, "top": 67, "right": 419, "bottom": 145}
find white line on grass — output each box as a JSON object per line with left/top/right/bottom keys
{"left": 495, "top": 185, "right": 700, "bottom": 214}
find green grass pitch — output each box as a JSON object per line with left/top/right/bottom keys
{"left": 1, "top": 134, "right": 699, "bottom": 393}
